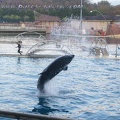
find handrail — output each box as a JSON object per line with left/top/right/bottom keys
{"left": 26, "top": 40, "right": 73, "bottom": 55}
{"left": 0, "top": 110, "right": 72, "bottom": 120}
{"left": 0, "top": 24, "right": 47, "bottom": 31}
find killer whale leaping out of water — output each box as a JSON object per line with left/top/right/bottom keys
{"left": 37, "top": 55, "right": 75, "bottom": 93}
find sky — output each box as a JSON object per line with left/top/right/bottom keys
{"left": 91, "top": 0, "right": 120, "bottom": 6}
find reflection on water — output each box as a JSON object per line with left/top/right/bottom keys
{"left": 32, "top": 97, "right": 60, "bottom": 115}
{"left": 17, "top": 57, "right": 21, "bottom": 64}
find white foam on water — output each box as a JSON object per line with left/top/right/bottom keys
{"left": 37, "top": 80, "right": 59, "bottom": 97}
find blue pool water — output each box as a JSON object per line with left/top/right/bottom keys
{"left": 0, "top": 56, "right": 120, "bottom": 120}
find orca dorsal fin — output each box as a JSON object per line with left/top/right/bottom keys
{"left": 38, "top": 70, "right": 47, "bottom": 75}
{"left": 38, "top": 67, "right": 49, "bottom": 75}
{"left": 38, "top": 73, "right": 42, "bottom": 75}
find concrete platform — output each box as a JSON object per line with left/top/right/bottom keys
{"left": 0, "top": 53, "right": 60, "bottom": 58}
{"left": 0, "top": 40, "right": 66, "bottom": 58}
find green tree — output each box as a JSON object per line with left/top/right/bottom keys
{"left": 24, "top": 15, "right": 29, "bottom": 21}
{"left": 96, "top": 1, "right": 114, "bottom": 15}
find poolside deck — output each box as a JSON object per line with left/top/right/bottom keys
{"left": 0, "top": 39, "right": 70, "bottom": 58}
{"left": 0, "top": 36, "right": 119, "bottom": 59}
{"left": 0, "top": 53, "right": 60, "bottom": 58}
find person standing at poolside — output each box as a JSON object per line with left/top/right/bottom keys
{"left": 17, "top": 41, "right": 22, "bottom": 55}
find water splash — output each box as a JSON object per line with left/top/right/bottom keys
{"left": 37, "top": 80, "right": 59, "bottom": 97}
{"left": 50, "top": 19, "right": 91, "bottom": 57}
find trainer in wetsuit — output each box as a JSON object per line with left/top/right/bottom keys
{"left": 17, "top": 41, "right": 22, "bottom": 55}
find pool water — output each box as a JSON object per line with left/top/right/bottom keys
{"left": 0, "top": 56, "right": 120, "bottom": 120}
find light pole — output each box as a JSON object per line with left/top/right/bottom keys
{"left": 90, "top": 10, "right": 107, "bottom": 20}
{"left": 90, "top": 10, "right": 118, "bottom": 58}
{"left": 80, "top": 0, "right": 83, "bottom": 34}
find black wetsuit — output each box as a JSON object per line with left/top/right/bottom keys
{"left": 18, "top": 43, "right": 22, "bottom": 55}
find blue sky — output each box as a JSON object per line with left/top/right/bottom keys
{"left": 91, "top": 0, "right": 120, "bottom": 5}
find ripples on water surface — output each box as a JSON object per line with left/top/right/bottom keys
{"left": 0, "top": 56, "right": 120, "bottom": 120}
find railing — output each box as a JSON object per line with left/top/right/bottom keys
{"left": 0, "top": 110, "right": 72, "bottom": 120}
{"left": 26, "top": 40, "right": 73, "bottom": 56}
{"left": 0, "top": 23, "right": 47, "bottom": 31}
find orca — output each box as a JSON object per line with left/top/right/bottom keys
{"left": 37, "top": 55, "right": 74, "bottom": 93}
